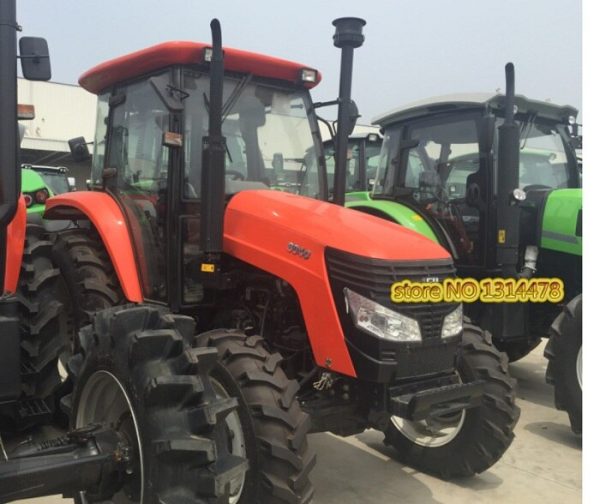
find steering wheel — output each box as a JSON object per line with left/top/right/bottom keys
{"left": 225, "top": 169, "right": 246, "bottom": 181}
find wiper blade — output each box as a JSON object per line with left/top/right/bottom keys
{"left": 222, "top": 73, "right": 253, "bottom": 120}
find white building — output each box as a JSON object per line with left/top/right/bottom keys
{"left": 18, "top": 78, "right": 97, "bottom": 189}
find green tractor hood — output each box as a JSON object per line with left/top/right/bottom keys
{"left": 540, "top": 188, "right": 582, "bottom": 256}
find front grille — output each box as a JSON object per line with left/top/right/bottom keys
{"left": 325, "top": 247, "right": 458, "bottom": 340}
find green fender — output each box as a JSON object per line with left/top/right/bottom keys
{"left": 21, "top": 168, "right": 53, "bottom": 216}
{"left": 541, "top": 188, "right": 582, "bottom": 256}
{"left": 345, "top": 191, "right": 439, "bottom": 242}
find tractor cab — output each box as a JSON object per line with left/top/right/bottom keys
{"left": 372, "top": 93, "right": 580, "bottom": 270}
{"left": 85, "top": 42, "right": 326, "bottom": 199}
{"left": 69, "top": 42, "right": 330, "bottom": 305}
{"left": 324, "top": 131, "right": 382, "bottom": 192}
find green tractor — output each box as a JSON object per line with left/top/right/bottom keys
{"left": 21, "top": 164, "right": 75, "bottom": 215}
{"left": 343, "top": 66, "right": 582, "bottom": 433}
{"left": 20, "top": 166, "right": 52, "bottom": 215}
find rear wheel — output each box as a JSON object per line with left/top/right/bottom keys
{"left": 69, "top": 304, "right": 248, "bottom": 503}
{"left": 545, "top": 295, "right": 582, "bottom": 434}
{"left": 16, "top": 224, "right": 70, "bottom": 429}
{"left": 383, "top": 323, "right": 520, "bottom": 479}
{"left": 53, "top": 227, "right": 123, "bottom": 333}
{"left": 197, "top": 331, "right": 316, "bottom": 504}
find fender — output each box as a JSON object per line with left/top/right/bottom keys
{"left": 345, "top": 191, "right": 439, "bottom": 242}
{"left": 45, "top": 191, "right": 143, "bottom": 302}
{"left": 223, "top": 190, "right": 450, "bottom": 377}
{"left": 3, "top": 197, "right": 26, "bottom": 294}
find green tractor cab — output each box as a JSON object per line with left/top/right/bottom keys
{"left": 324, "top": 131, "right": 382, "bottom": 192}
{"left": 347, "top": 75, "right": 582, "bottom": 433}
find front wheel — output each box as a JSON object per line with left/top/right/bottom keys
{"left": 383, "top": 323, "right": 520, "bottom": 479}
{"left": 198, "top": 330, "right": 316, "bottom": 504}
{"left": 544, "top": 295, "right": 582, "bottom": 434}
{"left": 68, "top": 304, "right": 248, "bottom": 503}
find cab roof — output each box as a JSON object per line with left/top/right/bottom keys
{"left": 79, "top": 41, "right": 322, "bottom": 95}
{"left": 374, "top": 92, "right": 579, "bottom": 127}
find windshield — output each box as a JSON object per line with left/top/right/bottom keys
{"left": 37, "top": 171, "right": 70, "bottom": 195}
{"left": 373, "top": 112, "right": 575, "bottom": 199}
{"left": 324, "top": 138, "right": 382, "bottom": 192}
{"left": 517, "top": 119, "right": 572, "bottom": 189}
{"left": 182, "top": 70, "right": 324, "bottom": 199}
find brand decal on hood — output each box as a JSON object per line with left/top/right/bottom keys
{"left": 288, "top": 242, "right": 312, "bottom": 260}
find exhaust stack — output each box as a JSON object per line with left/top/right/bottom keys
{"left": 199, "top": 19, "right": 226, "bottom": 262}
{"left": 496, "top": 62, "right": 521, "bottom": 276}
{"left": 331, "top": 17, "right": 365, "bottom": 206}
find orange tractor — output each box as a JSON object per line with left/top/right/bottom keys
{"left": 40, "top": 16, "right": 519, "bottom": 503}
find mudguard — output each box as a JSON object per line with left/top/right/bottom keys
{"left": 224, "top": 190, "right": 450, "bottom": 377}
{"left": 345, "top": 191, "right": 439, "bottom": 242}
{"left": 44, "top": 191, "right": 143, "bottom": 302}
{"left": 3, "top": 197, "right": 26, "bottom": 294}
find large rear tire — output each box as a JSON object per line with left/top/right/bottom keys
{"left": 383, "top": 323, "right": 520, "bottom": 478}
{"left": 197, "top": 331, "right": 316, "bottom": 504}
{"left": 544, "top": 295, "right": 582, "bottom": 434}
{"left": 68, "top": 304, "right": 248, "bottom": 503}
{"left": 16, "top": 224, "right": 70, "bottom": 429}
{"left": 53, "top": 227, "right": 123, "bottom": 334}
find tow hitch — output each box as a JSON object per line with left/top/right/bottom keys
{"left": 389, "top": 377, "right": 484, "bottom": 421}
{"left": 0, "top": 424, "right": 131, "bottom": 502}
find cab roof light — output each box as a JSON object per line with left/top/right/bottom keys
{"left": 299, "top": 68, "right": 317, "bottom": 83}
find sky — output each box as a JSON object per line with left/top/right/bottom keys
{"left": 18, "top": 0, "right": 582, "bottom": 123}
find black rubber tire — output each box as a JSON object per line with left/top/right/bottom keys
{"left": 68, "top": 304, "right": 248, "bottom": 503}
{"left": 544, "top": 295, "right": 582, "bottom": 434}
{"left": 197, "top": 331, "right": 316, "bottom": 504}
{"left": 16, "top": 224, "right": 70, "bottom": 429}
{"left": 383, "top": 323, "right": 520, "bottom": 479}
{"left": 53, "top": 227, "right": 123, "bottom": 333}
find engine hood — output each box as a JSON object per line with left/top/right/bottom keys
{"left": 224, "top": 190, "right": 449, "bottom": 261}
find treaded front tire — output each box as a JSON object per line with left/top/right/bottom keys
{"left": 383, "top": 323, "right": 520, "bottom": 479}
{"left": 68, "top": 304, "right": 248, "bottom": 503}
{"left": 545, "top": 295, "right": 582, "bottom": 434}
{"left": 17, "top": 224, "right": 69, "bottom": 429}
{"left": 198, "top": 331, "right": 316, "bottom": 504}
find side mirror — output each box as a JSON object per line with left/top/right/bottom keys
{"left": 479, "top": 113, "right": 496, "bottom": 154}
{"left": 68, "top": 136, "right": 91, "bottom": 162}
{"left": 347, "top": 100, "right": 360, "bottom": 136}
{"left": 19, "top": 37, "right": 51, "bottom": 81}
{"left": 67, "top": 177, "right": 77, "bottom": 190}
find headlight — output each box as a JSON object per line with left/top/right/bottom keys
{"left": 442, "top": 304, "right": 463, "bottom": 338}
{"left": 343, "top": 288, "right": 421, "bottom": 342}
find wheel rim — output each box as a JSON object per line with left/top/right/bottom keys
{"left": 211, "top": 378, "right": 247, "bottom": 504}
{"left": 76, "top": 370, "right": 144, "bottom": 503}
{"left": 391, "top": 408, "right": 466, "bottom": 448}
{"left": 576, "top": 346, "right": 582, "bottom": 389}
